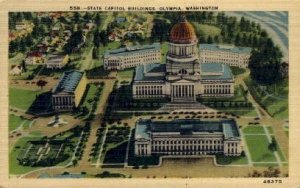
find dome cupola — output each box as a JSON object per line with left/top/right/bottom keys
{"left": 169, "top": 16, "right": 197, "bottom": 44}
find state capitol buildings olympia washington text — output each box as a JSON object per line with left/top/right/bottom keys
{"left": 108, "top": 16, "right": 244, "bottom": 157}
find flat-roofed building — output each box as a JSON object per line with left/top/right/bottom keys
{"left": 52, "top": 70, "right": 87, "bottom": 111}
{"left": 104, "top": 43, "right": 161, "bottom": 70}
{"left": 134, "top": 119, "right": 242, "bottom": 157}
{"left": 46, "top": 54, "right": 69, "bottom": 69}
{"left": 199, "top": 44, "right": 251, "bottom": 68}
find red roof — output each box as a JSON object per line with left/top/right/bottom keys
{"left": 27, "top": 51, "right": 43, "bottom": 57}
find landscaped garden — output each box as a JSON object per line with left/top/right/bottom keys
{"left": 244, "top": 76, "right": 288, "bottom": 120}
{"left": 75, "top": 82, "right": 104, "bottom": 120}
{"left": 244, "top": 135, "right": 277, "bottom": 163}
{"left": 90, "top": 127, "right": 106, "bottom": 163}
{"left": 101, "top": 125, "right": 130, "bottom": 164}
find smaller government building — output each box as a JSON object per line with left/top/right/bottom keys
{"left": 52, "top": 70, "right": 87, "bottom": 111}
{"left": 134, "top": 119, "right": 242, "bottom": 157}
{"left": 104, "top": 43, "right": 161, "bottom": 70}
{"left": 199, "top": 44, "right": 251, "bottom": 68}
{"left": 46, "top": 54, "right": 69, "bottom": 69}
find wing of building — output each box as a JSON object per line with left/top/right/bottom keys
{"left": 104, "top": 43, "right": 161, "bottom": 70}
{"left": 132, "top": 16, "right": 235, "bottom": 102}
{"left": 134, "top": 119, "right": 242, "bottom": 156}
{"left": 199, "top": 43, "right": 251, "bottom": 68}
{"left": 52, "top": 70, "right": 87, "bottom": 111}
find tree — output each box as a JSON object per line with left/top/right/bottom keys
{"left": 95, "top": 13, "right": 101, "bottom": 25}
{"left": 249, "top": 35, "right": 283, "bottom": 84}
{"left": 93, "top": 28, "right": 100, "bottom": 48}
{"left": 63, "top": 30, "right": 84, "bottom": 54}
{"left": 21, "top": 60, "right": 27, "bottom": 72}
{"left": 99, "top": 30, "right": 108, "bottom": 46}
{"left": 269, "top": 137, "right": 277, "bottom": 151}
{"left": 92, "top": 47, "right": 99, "bottom": 59}
{"left": 234, "top": 33, "right": 241, "bottom": 46}
{"left": 73, "top": 12, "right": 80, "bottom": 23}
{"left": 36, "top": 79, "right": 47, "bottom": 90}
{"left": 207, "top": 35, "right": 213, "bottom": 44}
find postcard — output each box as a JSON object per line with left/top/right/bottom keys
{"left": 0, "top": 0, "right": 299, "bottom": 187}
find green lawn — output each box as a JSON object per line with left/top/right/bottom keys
{"left": 242, "top": 126, "right": 265, "bottom": 134}
{"left": 192, "top": 23, "right": 221, "bottom": 38}
{"left": 82, "top": 84, "right": 99, "bottom": 111}
{"left": 230, "top": 66, "right": 246, "bottom": 76}
{"left": 245, "top": 135, "right": 277, "bottom": 162}
{"left": 78, "top": 83, "right": 104, "bottom": 119}
{"left": 10, "top": 137, "right": 42, "bottom": 175}
{"left": 9, "top": 53, "right": 25, "bottom": 65}
{"left": 9, "top": 87, "right": 42, "bottom": 110}
{"left": 277, "top": 145, "right": 287, "bottom": 162}
{"left": 161, "top": 42, "right": 169, "bottom": 62}
{"left": 118, "top": 68, "right": 135, "bottom": 80}
{"left": 10, "top": 64, "right": 43, "bottom": 80}
{"left": 9, "top": 114, "right": 24, "bottom": 131}
{"left": 266, "top": 126, "right": 274, "bottom": 134}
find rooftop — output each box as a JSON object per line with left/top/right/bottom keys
{"left": 200, "top": 43, "right": 251, "bottom": 54}
{"left": 52, "top": 70, "right": 84, "bottom": 93}
{"left": 135, "top": 119, "right": 240, "bottom": 140}
{"left": 47, "top": 54, "right": 66, "bottom": 64}
{"left": 105, "top": 43, "right": 160, "bottom": 57}
{"left": 134, "top": 62, "right": 233, "bottom": 82}
{"left": 201, "top": 63, "right": 233, "bottom": 80}
{"left": 134, "top": 63, "right": 166, "bottom": 82}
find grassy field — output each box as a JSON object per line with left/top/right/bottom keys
{"left": 230, "top": 66, "right": 247, "bottom": 76}
{"left": 245, "top": 135, "right": 277, "bottom": 162}
{"left": 78, "top": 83, "right": 103, "bottom": 119}
{"left": 266, "top": 126, "right": 274, "bottom": 134}
{"left": 117, "top": 68, "right": 135, "bottom": 81}
{"left": 192, "top": 23, "right": 221, "bottom": 38}
{"left": 242, "top": 126, "right": 265, "bottom": 134}
{"left": 10, "top": 64, "right": 43, "bottom": 80}
{"left": 9, "top": 114, "right": 24, "bottom": 131}
{"left": 9, "top": 53, "right": 25, "bottom": 65}
{"left": 277, "top": 146, "right": 287, "bottom": 162}
{"left": 161, "top": 42, "right": 169, "bottom": 62}
{"left": 9, "top": 87, "right": 42, "bottom": 110}
{"left": 10, "top": 137, "right": 43, "bottom": 175}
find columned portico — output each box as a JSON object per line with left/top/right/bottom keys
{"left": 171, "top": 84, "right": 196, "bottom": 102}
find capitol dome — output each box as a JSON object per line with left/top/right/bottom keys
{"left": 169, "top": 17, "right": 197, "bottom": 44}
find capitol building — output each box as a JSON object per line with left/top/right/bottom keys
{"left": 132, "top": 16, "right": 235, "bottom": 102}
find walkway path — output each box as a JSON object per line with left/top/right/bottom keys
{"left": 95, "top": 127, "right": 108, "bottom": 168}
{"left": 262, "top": 125, "right": 282, "bottom": 166}
{"left": 77, "top": 78, "right": 116, "bottom": 168}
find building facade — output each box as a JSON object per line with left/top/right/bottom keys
{"left": 104, "top": 43, "right": 161, "bottom": 70}
{"left": 199, "top": 44, "right": 251, "bottom": 68}
{"left": 134, "top": 119, "right": 242, "bottom": 157}
{"left": 132, "top": 17, "right": 234, "bottom": 102}
{"left": 46, "top": 54, "right": 69, "bottom": 69}
{"left": 52, "top": 70, "right": 87, "bottom": 111}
